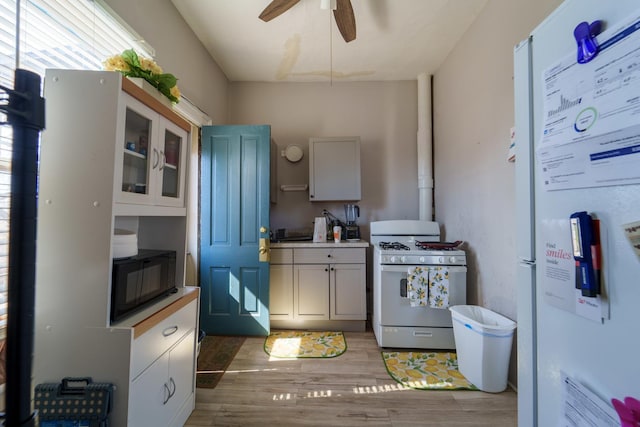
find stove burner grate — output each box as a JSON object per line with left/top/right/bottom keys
{"left": 379, "top": 241, "right": 410, "bottom": 250}
{"left": 415, "top": 240, "right": 463, "bottom": 251}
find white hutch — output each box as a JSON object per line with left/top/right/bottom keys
{"left": 33, "top": 70, "right": 198, "bottom": 426}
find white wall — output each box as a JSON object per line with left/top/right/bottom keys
{"left": 228, "top": 81, "right": 419, "bottom": 311}
{"left": 228, "top": 81, "right": 421, "bottom": 238}
{"left": 432, "top": 0, "right": 563, "bottom": 385}
{"left": 104, "top": 0, "right": 228, "bottom": 123}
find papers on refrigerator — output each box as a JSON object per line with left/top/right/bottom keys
{"left": 622, "top": 220, "right": 640, "bottom": 260}
{"left": 537, "top": 10, "right": 640, "bottom": 191}
{"left": 540, "top": 219, "right": 608, "bottom": 322}
{"left": 559, "top": 372, "right": 619, "bottom": 427}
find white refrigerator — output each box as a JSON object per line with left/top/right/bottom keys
{"left": 515, "top": 1, "right": 640, "bottom": 426}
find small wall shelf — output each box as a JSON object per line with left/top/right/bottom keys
{"left": 280, "top": 184, "right": 308, "bottom": 192}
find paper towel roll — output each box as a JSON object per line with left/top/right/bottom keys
{"left": 313, "top": 217, "right": 327, "bottom": 243}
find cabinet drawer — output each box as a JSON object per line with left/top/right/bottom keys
{"left": 271, "top": 248, "right": 293, "bottom": 264}
{"left": 294, "top": 248, "right": 365, "bottom": 264}
{"left": 131, "top": 298, "right": 197, "bottom": 379}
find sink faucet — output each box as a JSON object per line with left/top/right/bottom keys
{"left": 322, "top": 209, "right": 343, "bottom": 227}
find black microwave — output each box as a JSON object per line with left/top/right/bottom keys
{"left": 111, "top": 249, "right": 177, "bottom": 322}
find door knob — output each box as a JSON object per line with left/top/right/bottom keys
{"left": 259, "top": 237, "right": 270, "bottom": 262}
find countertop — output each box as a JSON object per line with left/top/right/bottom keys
{"left": 271, "top": 240, "right": 369, "bottom": 248}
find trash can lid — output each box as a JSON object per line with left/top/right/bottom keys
{"left": 449, "top": 305, "right": 516, "bottom": 332}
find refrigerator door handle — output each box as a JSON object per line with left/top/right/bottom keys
{"left": 519, "top": 259, "right": 536, "bottom": 266}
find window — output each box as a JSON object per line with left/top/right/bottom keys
{"left": 7, "top": 0, "right": 154, "bottom": 77}
{"left": 0, "top": 0, "right": 156, "bottom": 367}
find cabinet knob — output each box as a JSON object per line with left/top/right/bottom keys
{"left": 327, "top": 254, "right": 331, "bottom": 258}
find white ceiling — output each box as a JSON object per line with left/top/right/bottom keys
{"left": 171, "top": 0, "right": 488, "bottom": 83}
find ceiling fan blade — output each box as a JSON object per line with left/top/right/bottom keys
{"left": 333, "top": 0, "right": 356, "bottom": 42}
{"left": 259, "top": 0, "right": 301, "bottom": 22}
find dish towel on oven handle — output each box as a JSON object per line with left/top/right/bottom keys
{"left": 407, "top": 266, "right": 429, "bottom": 307}
{"left": 428, "top": 266, "right": 450, "bottom": 309}
{"left": 407, "top": 266, "right": 450, "bottom": 309}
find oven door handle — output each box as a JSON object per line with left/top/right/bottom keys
{"left": 400, "top": 278, "right": 407, "bottom": 298}
{"left": 380, "top": 265, "right": 412, "bottom": 273}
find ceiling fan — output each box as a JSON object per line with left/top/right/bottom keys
{"left": 259, "top": 0, "right": 357, "bottom": 43}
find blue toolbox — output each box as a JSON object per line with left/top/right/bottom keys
{"left": 34, "top": 377, "right": 114, "bottom": 427}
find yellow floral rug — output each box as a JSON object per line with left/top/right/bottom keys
{"left": 264, "top": 331, "right": 347, "bottom": 358}
{"left": 381, "top": 351, "right": 478, "bottom": 390}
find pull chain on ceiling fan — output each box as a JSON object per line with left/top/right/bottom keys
{"left": 259, "top": 0, "right": 356, "bottom": 42}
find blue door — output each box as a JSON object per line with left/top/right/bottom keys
{"left": 200, "top": 125, "right": 271, "bottom": 335}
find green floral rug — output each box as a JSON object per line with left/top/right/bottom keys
{"left": 382, "top": 351, "right": 478, "bottom": 390}
{"left": 264, "top": 331, "right": 347, "bottom": 358}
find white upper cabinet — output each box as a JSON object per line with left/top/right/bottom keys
{"left": 42, "top": 69, "right": 190, "bottom": 217}
{"left": 308, "top": 137, "right": 361, "bottom": 201}
{"left": 116, "top": 93, "right": 188, "bottom": 209}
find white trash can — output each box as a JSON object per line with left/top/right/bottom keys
{"left": 449, "top": 305, "right": 516, "bottom": 393}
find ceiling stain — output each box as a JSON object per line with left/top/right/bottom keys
{"left": 175, "top": 0, "right": 491, "bottom": 82}
{"left": 291, "top": 70, "right": 375, "bottom": 79}
{"left": 276, "top": 34, "right": 301, "bottom": 80}
{"left": 276, "top": 33, "right": 375, "bottom": 81}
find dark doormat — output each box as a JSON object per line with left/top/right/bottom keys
{"left": 196, "top": 335, "right": 246, "bottom": 389}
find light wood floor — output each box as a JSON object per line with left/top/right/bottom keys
{"left": 184, "top": 331, "right": 517, "bottom": 426}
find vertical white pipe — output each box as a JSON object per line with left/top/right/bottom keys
{"left": 417, "top": 73, "right": 434, "bottom": 221}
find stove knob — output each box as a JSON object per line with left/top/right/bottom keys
{"left": 449, "top": 256, "right": 457, "bottom": 264}
{"left": 400, "top": 256, "right": 407, "bottom": 263}
{"left": 419, "top": 256, "right": 425, "bottom": 263}
{"left": 389, "top": 256, "right": 396, "bottom": 263}
{"left": 438, "top": 256, "right": 445, "bottom": 264}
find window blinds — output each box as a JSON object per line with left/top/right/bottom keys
{"left": 0, "top": 0, "right": 156, "bottom": 332}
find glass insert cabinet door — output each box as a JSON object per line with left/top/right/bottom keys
{"left": 161, "top": 126, "right": 181, "bottom": 199}
{"left": 118, "top": 93, "right": 187, "bottom": 208}
{"left": 122, "top": 107, "right": 152, "bottom": 196}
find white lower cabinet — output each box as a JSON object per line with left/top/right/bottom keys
{"left": 130, "top": 329, "right": 195, "bottom": 427}
{"left": 330, "top": 264, "right": 366, "bottom": 320}
{"left": 295, "top": 264, "right": 330, "bottom": 319}
{"left": 128, "top": 296, "right": 197, "bottom": 427}
{"left": 269, "top": 249, "right": 294, "bottom": 320}
{"left": 131, "top": 298, "right": 197, "bottom": 379}
{"left": 270, "top": 264, "right": 294, "bottom": 319}
{"left": 270, "top": 246, "right": 366, "bottom": 323}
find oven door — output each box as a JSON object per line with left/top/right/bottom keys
{"left": 379, "top": 264, "right": 467, "bottom": 327}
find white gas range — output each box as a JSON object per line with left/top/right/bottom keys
{"left": 370, "top": 220, "right": 467, "bottom": 349}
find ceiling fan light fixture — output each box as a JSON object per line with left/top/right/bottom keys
{"left": 320, "top": 0, "right": 336, "bottom": 10}
{"left": 259, "top": 0, "right": 355, "bottom": 43}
